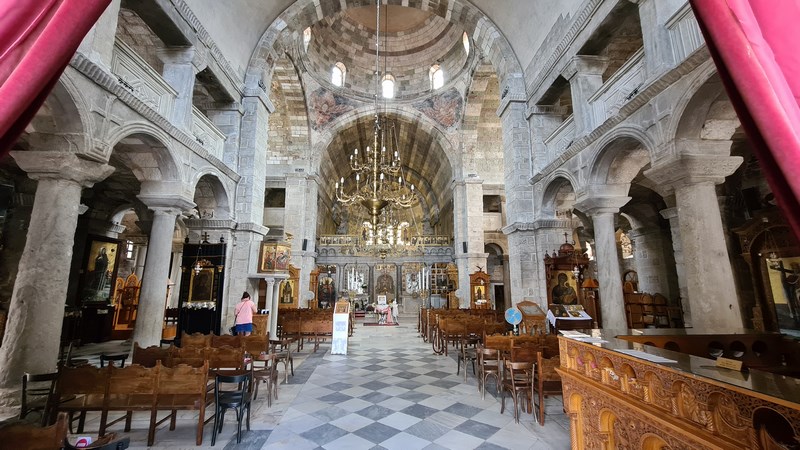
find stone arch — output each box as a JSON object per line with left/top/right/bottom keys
{"left": 107, "top": 125, "right": 182, "bottom": 182}
{"left": 640, "top": 434, "right": 670, "bottom": 450}
{"left": 540, "top": 174, "right": 579, "bottom": 219}
{"left": 29, "top": 74, "right": 91, "bottom": 138}
{"left": 586, "top": 127, "right": 656, "bottom": 186}
{"left": 247, "top": 0, "right": 524, "bottom": 96}
{"left": 269, "top": 54, "right": 311, "bottom": 165}
{"left": 190, "top": 172, "right": 233, "bottom": 220}
{"left": 667, "top": 58, "right": 721, "bottom": 141}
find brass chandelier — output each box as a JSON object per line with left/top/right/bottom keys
{"left": 334, "top": 0, "right": 417, "bottom": 229}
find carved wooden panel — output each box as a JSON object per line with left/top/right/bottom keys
{"left": 558, "top": 337, "right": 800, "bottom": 449}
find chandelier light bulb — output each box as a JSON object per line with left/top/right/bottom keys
{"left": 356, "top": 173, "right": 360, "bottom": 181}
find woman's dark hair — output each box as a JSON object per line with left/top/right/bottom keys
{"left": 241, "top": 291, "right": 251, "bottom": 299}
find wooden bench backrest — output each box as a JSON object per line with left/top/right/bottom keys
{"left": 0, "top": 412, "right": 68, "bottom": 450}
{"left": 211, "top": 334, "right": 240, "bottom": 348}
{"left": 156, "top": 361, "right": 209, "bottom": 395}
{"left": 181, "top": 332, "right": 211, "bottom": 348}
{"left": 107, "top": 364, "right": 157, "bottom": 395}
{"left": 207, "top": 346, "right": 244, "bottom": 370}
{"left": 132, "top": 343, "right": 170, "bottom": 368}
{"left": 241, "top": 335, "right": 269, "bottom": 354}
{"left": 57, "top": 365, "right": 107, "bottom": 395}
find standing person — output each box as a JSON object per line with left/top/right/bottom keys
{"left": 234, "top": 291, "right": 257, "bottom": 336}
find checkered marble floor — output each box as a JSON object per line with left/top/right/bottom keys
{"left": 60, "top": 317, "right": 571, "bottom": 449}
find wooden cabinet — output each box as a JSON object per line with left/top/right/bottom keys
{"left": 469, "top": 269, "right": 491, "bottom": 309}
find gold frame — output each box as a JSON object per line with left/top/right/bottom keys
{"left": 188, "top": 267, "right": 214, "bottom": 303}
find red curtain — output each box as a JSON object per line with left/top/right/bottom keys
{"left": 0, "top": 0, "right": 111, "bottom": 155}
{"left": 691, "top": 0, "right": 800, "bottom": 240}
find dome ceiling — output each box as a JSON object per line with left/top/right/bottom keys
{"left": 303, "top": 5, "right": 469, "bottom": 101}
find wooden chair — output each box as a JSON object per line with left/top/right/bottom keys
{"left": 269, "top": 338, "right": 294, "bottom": 383}
{"left": 500, "top": 361, "right": 535, "bottom": 424}
{"left": 99, "top": 353, "right": 128, "bottom": 368}
{"left": 211, "top": 370, "right": 253, "bottom": 445}
{"left": 252, "top": 353, "right": 279, "bottom": 407}
{"left": 458, "top": 333, "right": 480, "bottom": 381}
{"left": 0, "top": 411, "right": 68, "bottom": 450}
{"left": 476, "top": 347, "right": 501, "bottom": 399}
{"left": 20, "top": 372, "right": 58, "bottom": 426}
{"left": 533, "top": 350, "right": 563, "bottom": 425}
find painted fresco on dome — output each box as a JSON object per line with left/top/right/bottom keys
{"left": 309, "top": 87, "right": 355, "bottom": 130}
{"left": 414, "top": 88, "right": 463, "bottom": 129}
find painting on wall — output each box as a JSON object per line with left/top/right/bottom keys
{"left": 765, "top": 256, "right": 800, "bottom": 328}
{"left": 547, "top": 270, "right": 579, "bottom": 305}
{"left": 79, "top": 237, "right": 120, "bottom": 304}
{"left": 258, "top": 241, "right": 291, "bottom": 273}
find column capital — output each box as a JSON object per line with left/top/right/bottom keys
{"left": 561, "top": 55, "right": 610, "bottom": 80}
{"left": 137, "top": 194, "right": 195, "bottom": 215}
{"left": 644, "top": 155, "right": 743, "bottom": 191}
{"left": 11, "top": 151, "right": 114, "bottom": 187}
{"left": 574, "top": 196, "right": 631, "bottom": 216}
{"left": 660, "top": 207, "right": 679, "bottom": 221}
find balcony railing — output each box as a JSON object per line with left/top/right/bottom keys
{"left": 543, "top": 115, "right": 575, "bottom": 164}
{"left": 111, "top": 39, "right": 176, "bottom": 118}
{"left": 588, "top": 48, "right": 645, "bottom": 129}
{"left": 192, "top": 106, "right": 225, "bottom": 160}
{"left": 666, "top": 3, "right": 704, "bottom": 64}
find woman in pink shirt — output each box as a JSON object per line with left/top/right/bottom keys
{"left": 234, "top": 291, "right": 257, "bottom": 336}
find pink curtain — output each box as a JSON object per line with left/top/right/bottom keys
{"left": 0, "top": 0, "right": 111, "bottom": 154}
{"left": 691, "top": 0, "right": 800, "bottom": 239}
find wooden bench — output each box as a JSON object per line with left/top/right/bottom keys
{"left": 53, "top": 362, "right": 210, "bottom": 446}
{"left": 0, "top": 412, "right": 68, "bottom": 450}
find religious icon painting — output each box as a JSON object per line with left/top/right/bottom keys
{"left": 79, "top": 236, "right": 121, "bottom": 304}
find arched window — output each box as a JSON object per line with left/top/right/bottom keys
{"left": 303, "top": 27, "right": 311, "bottom": 51}
{"left": 462, "top": 31, "right": 470, "bottom": 54}
{"left": 381, "top": 74, "right": 395, "bottom": 99}
{"left": 429, "top": 64, "right": 444, "bottom": 90}
{"left": 331, "top": 62, "right": 346, "bottom": 87}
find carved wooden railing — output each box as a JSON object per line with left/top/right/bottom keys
{"left": 557, "top": 334, "right": 800, "bottom": 449}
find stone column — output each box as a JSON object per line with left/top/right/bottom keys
{"left": 284, "top": 173, "right": 319, "bottom": 306}
{"left": 560, "top": 55, "right": 609, "bottom": 136}
{"left": 265, "top": 279, "right": 277, "bottom": 338}
{"left": 0, "top": 152, "right": 113, "bottom": 391}
{"left": 645, "top": 154, "right": 743, "bottom": 329}
{"left": 453, "top": 179, "right": 488, "bottom": 304}
{"left": 628, "top": 226, "right": 675, "bottom": 298}
{"left": 206, "top": 103, "right": 244, "bottom": 170}
{"left": 157, "top": 47, "right": 198, "bottom": 130}
{"left": 77, "top": 0, "right": 121, "bottom": 69}
{"left": 575, "top": 194, "right": 631, "bottom": 330}
{"left": 132, "top": 195, "right": 194, "bottom": 348}
{"left": 660, "top": 207, "right": 689, "bottom": 324}
{"left": 134, "top": 245, "right": 148, "bottom": 279}
{"left": 498, "top": 76, "right": 536, "bottom": 302}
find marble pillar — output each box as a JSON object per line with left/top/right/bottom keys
{"left": 575, "top": 192, "right": 630, "bottom": 330}
{"left": 645, "top": 155, "right": 743, "bottom": 329}
{"left": 265, "top": 279, "right": 277, "bottom": 338}
{"left": 592, "top": 212, "right": 627, "bottom": 330}
{"left": 628, "top": 226, "right": 675, "bottom": 298}
{"left": 660, "top": 207, "right": 690, "bottom": 325}
{"left": 0, "top": 152, "right": 113, "bottom": 391}
{"left": 131, "top": 206, "right": 184, "bottom": 348}
{"left": 561, "top": 55, "right": 609, "bottom": 135}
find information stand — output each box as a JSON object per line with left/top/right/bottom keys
{"left": 331, "top": 301, "right": 350, "bottom": 355}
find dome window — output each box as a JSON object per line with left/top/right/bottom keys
{"left": 462, "top": 31, "right": 470, "bottom": 54}
{"left": 331, "top": 62, "right": 346, "bottom": 87}
{"left": 429, "top": 64, "right": 444, "bottom": 90}
{"left": 381, "top": 74, "right": 395, "bottom": 99}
